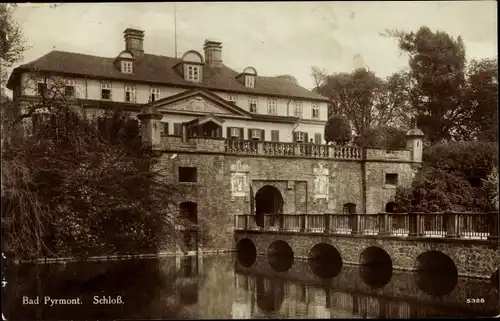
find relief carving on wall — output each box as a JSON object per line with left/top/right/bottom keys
{"left": 313, "top": 163, "right": 329, "bottom": 201}
{"left": 230, "top": 160, "right": 250, "bottom": 199}
{"left": 168, "top": 96, "right": 230, "bottom": 115}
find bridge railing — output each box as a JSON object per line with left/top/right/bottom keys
{"left": 234, "top": 212, "right": 499, "bottom": 241}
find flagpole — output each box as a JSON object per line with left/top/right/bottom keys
{"left": 174, "top": 3, "right": 178, "bottom": 58}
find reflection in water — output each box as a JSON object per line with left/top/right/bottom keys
{"left": 4, "top": 254, "right": 498, "bottom": 320}
{"left": 416, "top": 270, "right": 458, "bottom": 296}
{"left": 359, "top": 264, "right": 392, "bottom": 289}
{"left": 255, "top": 276, "right": 285, "bottom": 313}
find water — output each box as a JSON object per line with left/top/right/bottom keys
{"left": 2, "top": 254, "right": 498, "bottom": 320}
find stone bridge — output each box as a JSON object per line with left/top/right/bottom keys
{"left": 234, "top": 213, "right": 499, "bottom": 280}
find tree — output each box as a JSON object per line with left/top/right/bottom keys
{"left": 461, "top": 58, "right": 498, "bottom": 141}
{"left": 275, "top": 74, "right": 299, "bottom": 86}
{"left": 354, "top": 126, "right": 407, "bottom": 149}
{"left": 393, "top": 141, "right": 498, "bottom": 212}
{"left": 383, "top": 26, "right": 467, "bottom": 143}
{"left": 312, "top": 67, "right": 412, "bottom": 135}
{"left": 324, "top": 115, "right": 352, "bottom": 145}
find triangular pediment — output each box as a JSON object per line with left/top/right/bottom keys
{"left": 150, "top": 89, "right": 251, "bottom": 117}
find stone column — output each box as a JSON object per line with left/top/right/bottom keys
{"left": 378, "top": 212, "right": 388, "bottom": 235}
{"left": 445, "top": 212, "right": 459, "bottom": 238}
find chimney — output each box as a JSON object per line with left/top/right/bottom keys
{"left": 203, "top": 39, "right": 222, "bottom": 67}
{"left": 124, "top": 28, "right": 145, "bottom": 58}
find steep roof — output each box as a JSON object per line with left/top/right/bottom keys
{"left": 8, "top": 50, "right": 329, "bottom": 102}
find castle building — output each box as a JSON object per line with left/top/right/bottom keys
{"left": 7, "top": 28, "right": 424, "bottom": 252}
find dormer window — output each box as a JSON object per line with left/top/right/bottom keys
{"left": 121, "top": 61, "right": 133, "bottom": 74}
{"left": 245, "top": 75, "right": 255, "bottom": 88}
{"left": 187, "top": 65, "right": 201, "bottom": 82}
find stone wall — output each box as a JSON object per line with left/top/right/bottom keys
{"left": 234, "top": 231, "right": 500, "bottom": 279}
{"left": 158, "top": 150, "right": 418, "bottom": 252}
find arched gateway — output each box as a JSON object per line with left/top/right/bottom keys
{"left": 254, "top": 185, "right": 284, "bottom": 228}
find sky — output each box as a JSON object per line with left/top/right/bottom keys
{"left": 7, "top": 1, "right": 499, "bottom": 90}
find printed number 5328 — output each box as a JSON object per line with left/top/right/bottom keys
{"left": 467, "top": 298, "right": 485, "bottom": 304}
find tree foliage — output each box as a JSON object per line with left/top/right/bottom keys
{"left": 393, "top": 141, "right": 498, "bottom": 212}
{"left": 383, "top": 26, "right": 468, "bottom": 143}
{"left": 2, "top": 105, "right": 181, "bottom": 259}
{"left": 324, "top": 115, "right": 352, "bottom": 145}
{"left": 275, "top": 74, "right": 299, "bottom": 86}
{"left": 312, "top": 67, "right": 414, "bottom": 135}
{"left": 354, "top": 126, "right": 407, "bottom": 149}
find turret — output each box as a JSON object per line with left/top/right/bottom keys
{"left": 137, "top": 105, "right": 163, "bottom": 149}
{"left": 405, "top": 128, "right": 425, "bottom": 163}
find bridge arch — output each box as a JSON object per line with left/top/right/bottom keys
{"left": 267, "top": 240, "right": 294, "bottom": 272}
{"left": 415, "top": 250, "right": 458, "bottom": 296}
{"left": 359, "top": 246, "right": 393, "bottom": 288}
{"left": 236, "top": 238, "right": 257, "bottom": 267}
{"left": 255, "top": 185, "right": 284, "bottom": 228}
{"left": 491, "top": 269, "right": 499, "bottom": 290}
{"left": 255, "top": 276, "right": 285, "bottom": 313}
{"left": 307, "top": 243, "right": 343, "bottom": 278}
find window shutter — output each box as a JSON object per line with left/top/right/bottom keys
{"left": 304, "top": 132, "right": 309, "bottom": 143}
{"left": 163, "top": 123, "right": 169, "bottom": 135}
{"left": 227, "top": 127, "right": 231, "bottom": 139}
{"left": 261, "top": 129, "right": 265, "bottom": 141}
{"left": 248, "top": 128, "right": 252, "bottom": 141}
{"left": 239, "top": 127, "right": 244, "bottom": 140}
{"left": 276, "top": 130, "right": 280, "bottom": 142}
{"left": 174, "top": 123, "right": 182, "bottom": 136}
{"left": 293, "top": 132, "right": 297, "bottom": 143}
{"left": 315, "top": 133, "right": 321, "bottom": 144}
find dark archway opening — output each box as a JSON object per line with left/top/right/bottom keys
{"left": 359, "top": 246, "right": 393, "bottom": 289}
{"left": 308, "top": 243, "right": 343, "bottom": 279}
{"left": 491, "top": 269, "right": 499, "bottom": 290}
{"left": 415, "top": 251, "right": 458, "bottom": 296}
{"left": 236, "top": 238, "right": 257, "bottom": 268}
{"left": 255, "top": 185, "right": 284, "bottom": 228}
{"left": 343, "top": 203, "right": 357, "bottom": 214}
{"left": 267, "top": 240, "right": 294, "bottom": 272}
{"left": 256, "top": 276, "right": 285, "bottom": 313}
{"left": 385, "top": 202, "right": 396, "bottom": 213}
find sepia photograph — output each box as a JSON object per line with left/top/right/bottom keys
{"left": 0, "top": 1, "right": 498, "bottom": 320}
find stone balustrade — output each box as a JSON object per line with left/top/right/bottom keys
{"left": 234, "top": 212, "right": 499, "bottom": 241}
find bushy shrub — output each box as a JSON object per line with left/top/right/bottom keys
{"left": 324, "top": 115, "right": 352, "bottom": 145}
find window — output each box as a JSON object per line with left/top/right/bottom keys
{"left": 293, "top": 101, "right": 303, "bottom": 117}
{"left": 101, "top": 82, "right": 112, "bottom": 100}
{"left": 245, "top": 75, "right": 255, "bottom": 88}
{"left": 385, "top": 173, "right": 399, "bottom": 186}
{"left": 121, "top": 61, "right": 133, "bottom": 74}
{"left": 151, "top": 88, "right": 161, "bottom": 102}
{"left": 173, "top": 123, "right": 183, "bottom": 136}
{"left": 161, "top": 122, "right": 169, "bottom": 135}
{"left": 312, "top": 103, "right": 320, "bottom": 119}
{"left": 187, "top": 65, "right": 201, "bottom": 82}
{"left": 343, "top": 203, "right": 356, "bottom": 214}
{"left": 295, "top": 132, "right": 305, "bottom": 142}
{"left": 178, "top": 167, "right": 197, "bottom": 182}
{"left": 64, "top": 79, "right": 76, "bottom": 97}
{"left": 251, "top": 129, "right": 261, "bottom": 140}
{"left": 271, "top": 130, "right": 279, "bottom": 142}
{"left": 249, "top": 98, "right": 257, "bottom": 113}
{"left": 228, "top": 94, "right": 238, "bottom": 103}
{"left": 230, "top": 127, "right": 240, "bottom": 138}
{"left": 124, "top": 84, "right": 136, "bottom": 102}
{"left": 37, "top": 82, "right": 47, "bottom": 97}
{"left": 267, "top": 99, "right": 277, "bottom": 115}
{"left": 314, "top": 133, "right": 322, "bottom": 144}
